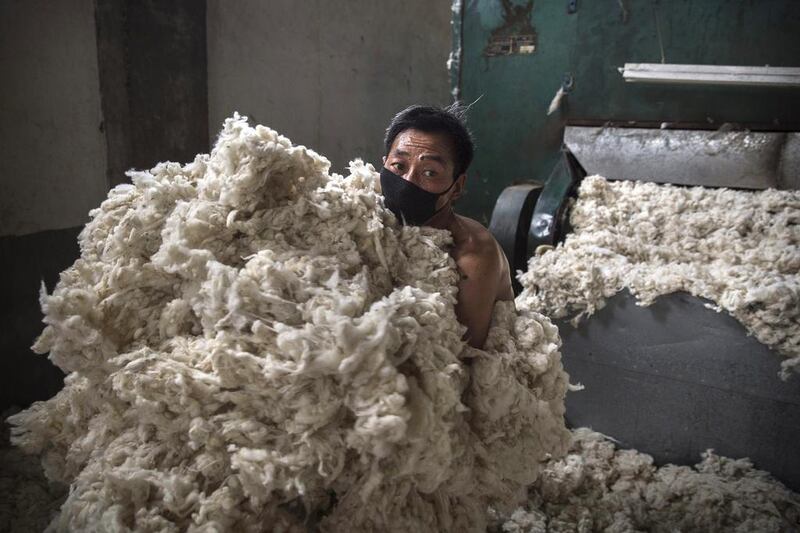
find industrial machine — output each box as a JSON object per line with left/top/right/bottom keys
{"left": 453, "top": 0, "right": 800, "bottom": 490}
{"left": 490, "top": 125, "right": 800, "bottom": 278}
{"left": 488, "top": 125, "right": 800, "bottom": 491}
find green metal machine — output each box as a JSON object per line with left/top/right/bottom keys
{"left": 453, "top": 0, "right": 800, "bottom": 224}
{"left": 452, "top": 0, "right": 800, "bottom": 491}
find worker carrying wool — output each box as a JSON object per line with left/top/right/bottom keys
{"left": 380, "top": 104, "right": 514, "bottom": 348}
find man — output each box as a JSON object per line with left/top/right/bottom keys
{"left": 380, "top": 103, "right": 514, "bottom": 349}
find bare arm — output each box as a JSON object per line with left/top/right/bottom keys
{"left": 454, "top": 247, "right": 501, "bottom": 349}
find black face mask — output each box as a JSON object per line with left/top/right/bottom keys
{"left": 379, "top": 166, "right": 456, "bottom": 226}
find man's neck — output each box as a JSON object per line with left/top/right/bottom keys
{"left": 425, "top": 204, "right": 457, "bottom": 231}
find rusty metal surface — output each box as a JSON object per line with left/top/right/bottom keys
{"left": 483, "top": 0, "right": 537, "bottom": 57}
{"left": 564, "top": 126, "right": 800, "bottom": 190}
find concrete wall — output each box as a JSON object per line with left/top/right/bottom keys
{"left": 207, "top": 0, "right": 453, "bottom": 174}
{"left": 0, "top": 0, "right": 104, "bottom": 409}
{"left": 0, "top": 0, "right": 107, "bottom": 237}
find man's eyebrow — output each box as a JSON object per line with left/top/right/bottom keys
{"left": 420, "top": 154, "right": 445, "bottom": 164}
{"left": 390, "top": 149, "right": 445, "bottom": 165}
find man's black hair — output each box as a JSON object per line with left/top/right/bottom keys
{"left": 383, "top": 102, "right": 475, "bottom": 178}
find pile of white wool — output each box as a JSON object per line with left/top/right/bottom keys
{"left": 517, "top": 176, "right": 800, "bottom": 378}
{"left": 499, "top": 428, "right": 800, "bottom": 532}
{"left": 8, "top": 115, "right": 570, "bottom": 532}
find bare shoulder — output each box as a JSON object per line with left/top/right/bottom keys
{"left": 449, "top": 216, "right": 515, "bottom": 347}
{"left": 451, "top": 215, "right": 503, "bottom": 270}
{"left": 453, "top": 215, "right": 514, "bottom": 301}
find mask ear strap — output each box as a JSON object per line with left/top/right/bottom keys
{"left": 430, "top": 176, "right": 459, "bottom": 217}
{"left": 440, "top": 175, "right": 458, "bottom": 195}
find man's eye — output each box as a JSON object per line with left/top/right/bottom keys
{"left": 391, "top": 162, "right": 404, "bottom": 171}
{"left": 423, "top": 170, "right": 437, "bottom": 178}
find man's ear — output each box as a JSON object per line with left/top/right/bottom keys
{"left": 450, "top": 173, "right": 467, "bottom": 201}
{"left": 382, "top": 155, "right": 386, "bottom": 165}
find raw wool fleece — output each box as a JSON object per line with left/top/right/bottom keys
{"left": 499, "top": 428, "right": 800, "bottom": 532}
{"left": 8, "top": 114, "right": 571, "bottom": 532}
{"left": 517, "top": 175, "right": 800, "bottom": 378}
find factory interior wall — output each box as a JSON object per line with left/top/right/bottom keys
{"left": 206, "top": 0, "right": 453, "bottom": 175}
{"left": 0, "top": 0, "right": 107, "bottom": 237}
{"left": 0, "top": 0, "right": 106, "bottom": 412}
{"left": 1, "top": 0, "right": 209, "bottom": 413}
{"left": 96, "top": 0, "right": 210, "bottom": 188}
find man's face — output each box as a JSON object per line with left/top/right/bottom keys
{"left": 383, "top": 129, "right": 465, "bottom": 205}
